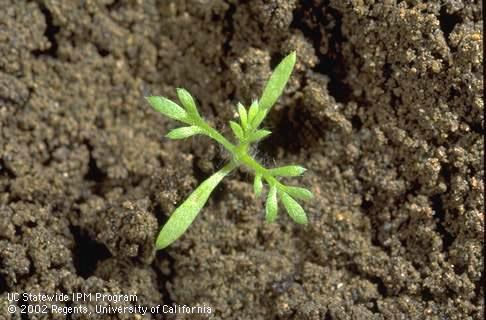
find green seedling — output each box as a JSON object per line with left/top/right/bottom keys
{"left": 147, "top": 52, "right": 313, "bottom": 250}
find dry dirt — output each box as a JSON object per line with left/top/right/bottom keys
{"left": 0, "top": 0, "right": 483, "bottom": 319}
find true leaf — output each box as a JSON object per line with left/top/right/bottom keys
{"left": 237, "top": 103, "right": 248, "bottom": 130}
{"left": 283, "top": 186, "right": 314, "bottom": 201}
{"left": 247, "top": 100, "right": 259, "bottom": 125}
{"left": 265, "top": 185, "right": 278, "bottom": 222}
{"left": 256, "top": 51, "right": 296, "bottom": 127}
{"left": 229, "top": 121, "right": 244, "bottom": 140}
{"left": 269, "top": 165, "right": 306, "bottom": 177}
{"left": 155, "top": 162, "right": 236, "bottom": 249}
{"left": 146, "top": 96, "right": 188, "bottom": 122}
{"left": 166, "top": 126, "right": 204, "bottom": 140}
{"left": 253, "top": 174, "right": 263, "bottom": 197}
{"left": 250, "top": 108, "right": 267, "bottom": 130}
{"left": 281, "top": 193, "right": 308, "bottom": 224}
{"left": 177, "top": 88, "right": 199, "bottom": 116}
{"left": 248, "top": 129, "right": 272, "bottom": 143}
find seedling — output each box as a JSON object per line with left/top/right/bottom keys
{"left": 147, "top": 52, "right": 313, "bottom": 250}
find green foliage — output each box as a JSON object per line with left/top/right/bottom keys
{"left": 282, "top": 186, "right": 314, "bottom": 201}
{"left": 166, "top": 126, "right": 204, "bottom": 139}
{"left": 146, "top": 51, "right": 313, "bottom": 250}
{"left": 281, "top": 193, "right": 308, "bottom": 224}
{"left": 176, "top": 88, "right": 199, "bottom": 116}
{"left": 265, "top": 185, "right": 278, "bottom": 223}
{"left": 269, "top": 165, "right": 306, "bottom": 177}
{"left": 146, "top": 96, "right": 188, "bottom": 122}
{"left": 154, "top": 162, "right": 236, "bottom": 249}
{"left": 253, "top": 174, "right": 263, "bottom": 197}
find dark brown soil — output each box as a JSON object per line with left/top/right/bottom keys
{"left": 0, "top": 0, "right": 483, "bottom": 319}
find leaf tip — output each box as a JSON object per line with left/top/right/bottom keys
{"left": 289, "top": 50, "right": 297, "bottom": 61}
{"left": 145, "top": 95, "right": 158, "bottom": 105}
{"left": 281, "top": 192, "right": 308, "bottom": 225}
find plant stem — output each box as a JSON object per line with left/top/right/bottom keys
{"left": 239, "top": 154, "right": 281, "bottom": 185}
{"left": 195, "top": 117, "right": 283, "bottom": 190}
{"left": 194, "top": 118, "right": 236, "bottom": 153}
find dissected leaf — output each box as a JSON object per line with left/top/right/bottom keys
{"left": 248, "top": 129, "right": 272, "bottom": 143}
{"left": 229, "top": 121, "right": 244, "bottom": 140}
{"left": 265, "top": 185, "right": 278, "bottom": 222}
{"left": 155, "top": 162, "right": 236, "bottom": 249}
{"left": 237, "top": 103, "right": 248, "bottom": 130}
{"left": 269, "top": 165, "right": 306, "bottom": 177}
{"left": 283, "top": 186, "right": 314, "bottom": 201}
{"left": 281, "top": 192, "right": 308, "bottom": 224}
{"left": 149, "top": 53, "right": 313, "bottom": 251}
{"left": 177, "top": 88, "right": 199, "bottom": 116}
{"left": 253, "top": 174, "right": 263, "bottom": 197}
{"left": 166, "top": 126, "right": 204, "bottom": 140}
{"left": 146, "top": 96, "right": 187, "bottom": 122}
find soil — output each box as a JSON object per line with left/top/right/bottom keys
{"left": 0, "top": 0, "right": 483, "bottom": 319}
